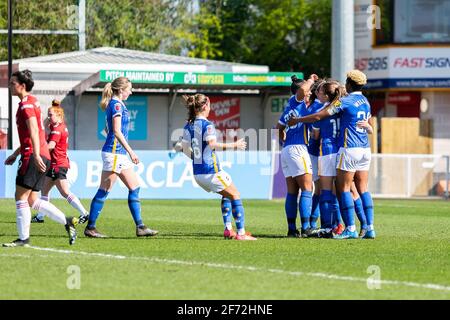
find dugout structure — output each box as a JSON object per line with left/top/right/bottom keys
{"left": 0, "top": 47, "right": 302, "bottom": 151}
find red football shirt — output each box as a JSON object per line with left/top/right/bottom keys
{"left": 16, "top": 95, "right": 51, "bottom": 160}
{"left": 48, "top": 122, "right": 70, "bottom": 168}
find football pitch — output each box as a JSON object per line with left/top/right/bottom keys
{"left": 0, "top": 198, "right": 449, "bottom": 300}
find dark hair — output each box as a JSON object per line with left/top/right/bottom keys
{"left": 11, "top": 69, "right": 34, "bottom": 91}
{"left": 322, "top": 80, "right": 345, "bottom": 107}
{"left": 346, "top": 78, "right": 365, "bottom": 93}
{"left": 182, "top": 94, "right": 209, "bottom": 124}
{"left": 309, "top": 79, "right": 326, "bottom": 105}
{"left": 290, "top": 75, "right": 305, "bottom": 95}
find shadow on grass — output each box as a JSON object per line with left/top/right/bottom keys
{"left": 102, "top": 232, "right": 292, "bottom": 240}
{"left": 104, "top": 233, "right": 221, "bottom": 241}
{"left": 0, "top": 221, "right": 17, "bottom": 224}
{"left": 252, "top": 234, "right": 290, "bottom": 239}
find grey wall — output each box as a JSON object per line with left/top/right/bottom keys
{"left": 147, "top": 95, "right": 170, "bottom": 150}
{"left": 72, "top": 93, "right": 273, "bottom": 151}
{"left": 75, "top": 95, "right": 103, "bottom": 151}
{"left": 74, "top": 94, "right": 169, "bottom": 150}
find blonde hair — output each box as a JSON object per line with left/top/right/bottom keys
{"left": 346, "top": 70, "right": 367, "bottom": 85}
{"left": 100, "top": 77, "right": 130, "bottom": 111}
{"left": 182, "top": 94, "right": 209, "bottom": 124}
{"left": 49, "top": 99, "right": 65, "bottom": 122}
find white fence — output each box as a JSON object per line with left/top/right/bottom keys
{"left": 369, "top": 154, "right": 450, "bottom": 199}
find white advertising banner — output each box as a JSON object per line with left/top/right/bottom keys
{"left": 356, "top": 48, "right": 450, "bottom": 89}
{"left": 354, "top": 0, "right": 450, "bottom": 89}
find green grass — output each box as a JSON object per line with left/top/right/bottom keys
{"left": 0, "top": 198, "right": 449, "bottom": 300}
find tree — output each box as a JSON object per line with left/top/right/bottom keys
{"left": 85, "top": 0, "right": 187, "bottom": 52}
{"left": 175, "top": 5, "right": 224, "bottom": 59}
{"left": 292, "top": 0, "right": 332, "bottom": 77}
{"left": 0, "top": 0, "right": 78, "bottom": 60}
{"left": 0, "top": 0, "right": 333, "bottom": 77}
{"left": 0, "top": 0, "right": 192, "bottom": 60}
{"left": 188, "top": 0, "right": 332, "bottom": 76}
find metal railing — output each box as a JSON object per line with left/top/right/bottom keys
{"left": 369, "top": 154, "right": 450, "bottom": 199}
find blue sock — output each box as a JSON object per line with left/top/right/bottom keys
{"left": 310, "top": 194, "right": 320, "bottom": 228}
{"left": 231, "top": 199, "right": 245, "bottom": 233}
{"left": 354, "top": 197, "right": 367, "bottom": 230}
{"left": 88, "top": 189, "right": 109, "bottom": 229}
{"left": 341, "top": 192, "right": 356, "bottom": 228}
{"left": 285, "top": 193, "right": 298, "bottom": 231}
{"left": 332, "top": 195, "right": 342, "bottom": 227}
{"left": 360, "top": 192, "right": 374, "bottom": 228}
{"left": 128, "top": 187, "right": 143, "bottom": 227}
{"left": 299, "top": 191, "right": 312, "bottom": 230}
{"left": 221, "top": 198, "right": 233, "bottom": 230}
{"left": 319, "top": 190, "right": 334, "bottom": 229}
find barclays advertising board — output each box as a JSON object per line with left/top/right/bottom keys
{"left": 0, "top": 150, "right": 274, "bottom": 200}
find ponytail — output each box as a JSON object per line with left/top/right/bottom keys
{"left": 100, "top": 77, "right": 130, "bottom": 111}
{"left": 182, "top": 94, "right": 209, "bottom": 124}
{"left": 330, "top": 85, "right": 345, "bottom": 107}
{"left": 100, "top": 83, "right": 113, "bottom": 111}
{"left": 290, "top": 75, "right": 304, "bottom": 96}
{"left": 182, "top": 95, "right": 196, "bottom": 124}
{"left": 322, "top": 80, "right": 345, "bottom": 109}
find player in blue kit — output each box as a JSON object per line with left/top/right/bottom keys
{"left": 309, "top": 80, "right": 346, "bottom": 237}
{"left": 309, "top": 80, "right": 369, "bottom": 238}
{"left": 305, "top": 80, "right": 325, "bottom": 230}
{"left": 276, "top": 74, "right": 320, "bottom": 238}
{"left": 84, "top": 77, "right": 158, "bottom": 238}
{"left": 288, "top": 70, "right": 375, "bottom": 239}
{"left": 181, "top": 94, "right": 256, "bottom": 241}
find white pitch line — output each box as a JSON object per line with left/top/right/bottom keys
{"left": 6, "top": 246, "right": 450, "bottom": 293}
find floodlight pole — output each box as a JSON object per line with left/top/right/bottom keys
{"left": 79, "top": 0, "right": 86, "bottom": 51}
{"left": 7, "top": 0, "right": 13, "bottom": 149}
{"left": 332, "top": 0, "right": 354, "bottom": 82}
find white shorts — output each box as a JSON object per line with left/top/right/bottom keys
{"left": 102, "top": 152, "right": 134, "bottom": 174}
{"left": 319, "top": 153, "right": 337, "bottom": 177}
{"left": 310, "top": 155, "right": 319, "bottom": 182}
{"left": 281, "top": 145, "right": 313, "bottom": 178}
{"left": 195, "top": 170, "right": 233, "bottom": 193}
{"left": 336, "top": 147, "right": 371, "bottom": 172}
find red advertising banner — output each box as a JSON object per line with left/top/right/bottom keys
{"left": 387, "top": 92, "right": 420, "bottom": 105}
{"left": 0, "top": 64, "right": 19, "bottom": 87}
{"left": 208, "top": 96, "right": 240, "bottom": 141}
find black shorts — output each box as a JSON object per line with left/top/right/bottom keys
{"left": 16, "top": 155, "right": 51, "bottom": 192}
{"left": 46, "top": 166, "right": 69, "bottom": 181}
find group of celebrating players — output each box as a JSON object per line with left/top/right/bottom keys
{"left": 277, "top": 70, "right": 376, "bottom": 240}
{"left": 2, "top": 67, "right": 375, "bottom": 247}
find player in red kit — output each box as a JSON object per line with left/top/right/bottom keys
{"left": 3, "top": 70, "right": 78, "bottom": 247}
{"left": 31, "top": 100, "right": 89, "bottom": 224}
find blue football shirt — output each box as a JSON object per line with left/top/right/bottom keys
{"left": 102, "top": 98, "right": 129, "bottom": 155}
